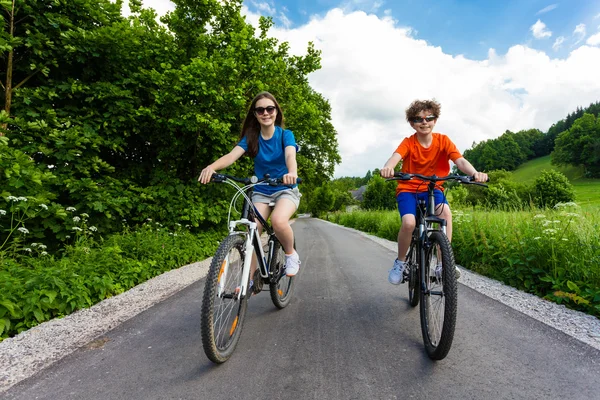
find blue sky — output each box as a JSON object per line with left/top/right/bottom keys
{"left": 249, "top": 0, "right": 600, "bottom": 59}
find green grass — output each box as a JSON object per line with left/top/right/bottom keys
{"left": 511, "top": 156, "right": 600, "bottom": 206}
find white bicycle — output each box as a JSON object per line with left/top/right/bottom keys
{"left": 200, "top": 173, "right": 300, "bottom": 363}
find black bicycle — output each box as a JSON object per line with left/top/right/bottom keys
{"left": 200, "top": 173, "right": 299, "bottom": 363}
{"left": 389, "top": 172, "right": 488, "bottom": 360}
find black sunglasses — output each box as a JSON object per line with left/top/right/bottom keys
{"left": 254, "top": 106, "right": 277, "bottom": 115}
{"left": 410, "top": 116, "right": 437, "bottom": 123}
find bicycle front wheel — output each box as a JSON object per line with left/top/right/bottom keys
{"left": 269, "top": 240, "right": 296, "bottom": 309}
{"left": 201, "top": 234, "right": 249, "bottom": 363}
{"left": 419, "top": 231, "right": 457, "bottom": 360}
{"left": 406, "top": 242, "right": 420, "bottom": 307}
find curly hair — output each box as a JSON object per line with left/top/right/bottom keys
{"left": 405, "top": 99, "right": 441, "bottom": 122}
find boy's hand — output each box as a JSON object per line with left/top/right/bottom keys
{"left": 380, "top": 167, "right": 395, "bottom": 178}
{"left": 473, "top": 171, "right": 488, "bottom": 183}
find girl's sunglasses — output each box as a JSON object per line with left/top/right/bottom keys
{"left": 254, "top": 106, "right": 277, "bottom": 115}
{"left": 410, "top": 116, "right": 436, "bottom": 123}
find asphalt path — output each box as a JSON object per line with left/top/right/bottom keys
{"left": 4, "top": 218, "right": 600, "bottom": 400}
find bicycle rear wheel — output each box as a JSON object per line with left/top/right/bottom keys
{"left": 269, "top": 239, "right": 296, "bottom": 309}
{"left": 406, "top": 242, "right": 420, "bottom": 307}
{"left": 201, "top": 234, "right": 249, "bottom": 363}
{"left": 419, "top": 231, "right": 457, "bottom": 360}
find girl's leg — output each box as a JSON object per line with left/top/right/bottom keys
{"left": 270, "top": 198, "right": 300, "bottom": 276}
{"left": 270, "top": 198, "right": 297, "bottom": 254}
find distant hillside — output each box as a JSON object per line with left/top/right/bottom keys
{"left": 511, "top": 156, "right": 599, "bottom": 206}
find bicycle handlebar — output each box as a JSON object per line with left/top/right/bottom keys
{"left": 387, "top": 172, "right": 489, "bottom": 187}
{"left": 211, "top": 173, "right": 302, "bottom": 186}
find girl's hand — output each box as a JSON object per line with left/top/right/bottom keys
{"left": 283, "top": 172, "right": 298, "bottom": 185}
{"left": 198, "top": 166, "right": 216, "bottom": 184}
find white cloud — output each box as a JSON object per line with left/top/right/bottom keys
{"left": 530, "top": 19, "right": 552, "bottom": 39}
{"left": 572, "top": 23, "right": 586, "bottom": 46}
{"left": 250, "top": 9, "right": 600, "bottom": 177}
{"left": 588, "top": 32, "right": 600, "bottom": 46}
{"left": 536, "top": 4, "right": 558, "bottom": 15}
{"left": 552, "top": 36, "right": 565, "bottom": 51}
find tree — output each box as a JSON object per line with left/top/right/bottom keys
{"left": 533, "top": 170, "right": 575, "bottom": 208}
{"left": 308, "top": 183, "right": 335, "bottom": 217}
{"left": 552, "top": 113, "right": 600, "bottom": 177}
{"left": 362, "top": 175, "right": 396, "bottom": 210}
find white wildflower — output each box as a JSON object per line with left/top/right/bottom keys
{"left": 533, "top": 237, "right": 541, "bottom": 240}
{"left": 561, "top": 238, "right": 569, "bottom": 241}
{"left": 24, "top": 248, "right": 32, "bottom": 252}
{"left": 65, "top": 235, "right": 71, "bottom": 239}
{"left": 72, "top": 227, "right": 83, "bottom": 232}
{"left": 543, "top": 228, "right": 557, "bottom": 235}
{"left": 534, "top": 214, "right": 546, "bottom": 219}
{"left": 38, "top": 244, "right": 47, "bottom": 250}
{"left": 41, "top": 251, "right": 48, "bottom": 256}
{"left": 7, "top": 196, "right": 17, "bottom": 201}
{"left": 31, "top": 243, "right": 39, "bottom": 247}
{"left": 17, "top": 227, "right": 29, "bottom": 234}
{"left": 40, "top": 204, "right": 48, "bottom": 210}
{"left": 89, "top": 226, "right": 97, "bottom": 232}
{"left": 565, "top": 212, "right": 579, "bottom": 218}
{"left": 66, "top": 207, "right": 76, "bottom": 212}
{"left": 147, "top": 218, "right": 152, "bottom": 222}
{"left": 0, "top": 209, "right": 6, "bottom": 216}
{"left": 73, "top": 216, "right": 81, "bottom": 222}
{"left": 17, "top": 196, "right": 27, "bottom": 202}
{"left": 80, "top": 213, "right": 89, "bottom": 218}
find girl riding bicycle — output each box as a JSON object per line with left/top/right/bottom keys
{"left": 380, "top": 99, "right": 488, "bottom": 285}
{"left": 198, "top": 92, "right": 301, "bottom": 284}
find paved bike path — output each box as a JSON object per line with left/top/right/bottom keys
{"left": 4, "top": 218, "right": 600, "bottom": 399}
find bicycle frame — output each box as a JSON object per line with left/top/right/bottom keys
{"left": 215, "top": 175, "right": 288, "bottom": 299}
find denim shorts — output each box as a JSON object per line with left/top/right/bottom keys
{"left": 396, "top": 190, "right": 448, "bottom": 217}
{"left": 252, "top": 187, "right": 301, "bottom": 209}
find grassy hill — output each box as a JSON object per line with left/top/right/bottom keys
{"left": 511, "top": 155, "right": 599, "bottom": 206}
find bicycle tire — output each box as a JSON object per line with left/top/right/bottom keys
{"left": 201, "top": 234, "right": 249, "bottom": 363}
{"left": 407, "top": 242, "right": 420, "bottom": 307}
{"left": 419, "top": 231, "right": 457, "bottom": 360}
{"left": 269, "top": 239, "right": 296, "bottom": 309}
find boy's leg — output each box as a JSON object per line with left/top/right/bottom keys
{"left": 390, "top": 193, "right": 417, "bottom": 284}
{"left": 433, "top": 191, "right": 460, "bottom": 278}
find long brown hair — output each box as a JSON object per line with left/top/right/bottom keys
{"left": 240, "top": 92, "right": 284, "bottom": 158}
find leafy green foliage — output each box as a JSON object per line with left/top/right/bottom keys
{"left": 533, "top": 170, "right": 575, "bottom": 208}
{"left": 552, "top": 113, "right": 600, "bottom": 178}
{"left": 362, "top": 175, "right": 396, "bottom": 210}
{"left": 0, "top": 224, "right": 220, "bottom": 340}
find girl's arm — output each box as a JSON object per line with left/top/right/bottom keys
{"left": 282, "top": 146, "right": 298, "bottom": 185}
{"left": 198, "top": 146, "right": 246, "bottom": 184}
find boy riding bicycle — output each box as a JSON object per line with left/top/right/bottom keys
{"left": 379, "top": 99, "right": 488, "bottom": 284}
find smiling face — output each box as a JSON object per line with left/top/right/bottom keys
{"left": 409, "top": 110, "right": 437, "bottom": 136}
{"left": 254, "top": 97, "right": 278, "bottom": 129}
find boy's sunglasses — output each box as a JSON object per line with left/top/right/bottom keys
{"left": 254, "top": 106, "right": 277, "bottom": 115}
{"left": 410, "top": 116, "right": 437, "bottom": 123}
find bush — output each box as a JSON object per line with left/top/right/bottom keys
{"left": 533, "top": 170, "right": 575, "bottom": 208}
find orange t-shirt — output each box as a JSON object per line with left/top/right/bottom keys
{"left": 394, "top": 133, "right": 462, "bottom": 195}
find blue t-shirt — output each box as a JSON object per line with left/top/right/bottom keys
{"left": 237, "top": 126, "right": 297, "bottom": 195}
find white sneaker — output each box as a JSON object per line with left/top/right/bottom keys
{"left": 388, "top": 259, "right": 406, "bottom": 285}
{"left": 434, "top": 263, "right": 461, "bottom": 280}
{"left": 285, "top": 251, "right": 301, "bottom": 276}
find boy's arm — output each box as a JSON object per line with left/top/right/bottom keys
{"left": 454, "top": 157, "right": 488, "bottom": 182}
{"left": 380, "top": 153, "right": 402, "bottom": 178}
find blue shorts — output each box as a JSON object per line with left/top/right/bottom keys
{"left": 396, "top": 190, "right": 448, "bottom": 218}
